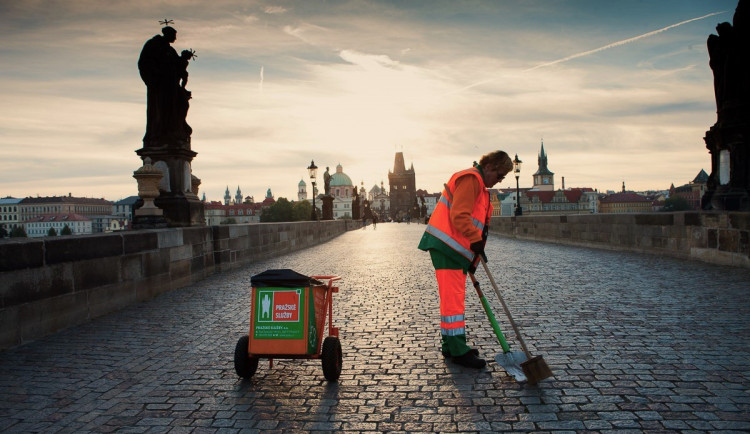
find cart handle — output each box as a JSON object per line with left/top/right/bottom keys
{"left": 310, "top": 275, "right": 341, "bottom": 283}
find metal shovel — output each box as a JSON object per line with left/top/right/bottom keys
{"left": 468, "top": 271, "right": 528, "bottom": 382}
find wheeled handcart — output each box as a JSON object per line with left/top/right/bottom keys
{"left": 234, "top": 269, "right": 343, "bottom": 381}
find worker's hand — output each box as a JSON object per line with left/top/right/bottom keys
{"left": 470, "top": 240, "right": 488, "bottom": 263}
{"left": 468, "top": 257, "right": 479, "bottom": 275}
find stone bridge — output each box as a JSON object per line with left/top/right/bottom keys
{"left": 1, "top": 223, "right": 749, "bottom": 432}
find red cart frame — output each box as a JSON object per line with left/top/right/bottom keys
{"left": 234, "top": 275, "right": 342, "bottom": 381}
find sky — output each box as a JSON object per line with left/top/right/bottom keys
{"left": 0, "top": 0, "right": 738, "bottom": 203}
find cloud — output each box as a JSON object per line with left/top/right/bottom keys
{"left": 282, "top": 23, "right": 329, "bottom": 45}
{"left": 264, "top": 6, "right": 287, "bottom": 14}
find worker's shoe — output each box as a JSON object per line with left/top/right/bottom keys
{"left": 442, "top": 348, "right": 478, "bottom": 358}
{"left": 452, "top": 351, "right": 486, "bottom": 369}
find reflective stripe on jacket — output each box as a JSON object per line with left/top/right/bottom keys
{"left": 424, "top": 167, "right": 492, "bottom": 262}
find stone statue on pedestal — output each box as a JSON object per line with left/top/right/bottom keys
{"left": 323, "top": 167, "right": 331, "bottom": 196}
{"left": 134, "top": 21, "right": 204, "bottom": 227}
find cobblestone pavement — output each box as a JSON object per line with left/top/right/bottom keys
{"left": 1, "top": 223, "right": 750, "bottom": 433}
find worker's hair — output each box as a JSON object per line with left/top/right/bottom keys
{"left": 479, "top": 151, "right": 513, "bottom": 174}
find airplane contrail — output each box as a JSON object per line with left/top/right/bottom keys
{"left": 259, "top": 66, "right": 264, "bottom": 93}
{"left": 448, "top": 11, "right": 726, "bottom": 95}
{"left": 524, "top": 11, "right": 725, "bottom": 71}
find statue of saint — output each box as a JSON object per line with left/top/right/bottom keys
{"left": 707, "top": 1, "right": 749, "bottom": 124}
{"left": 323, "top": 167, "right": 331, "bottom": 196}
{"left": 138, "top": 26, "right": 193, "bottom": 147}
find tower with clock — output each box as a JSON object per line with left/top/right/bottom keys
{"left": 533, "top": 140, "right": 555, "bottom": 191}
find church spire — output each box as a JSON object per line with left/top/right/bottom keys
{"left": 532, "top": 139, "right": 554, "bottom": 190}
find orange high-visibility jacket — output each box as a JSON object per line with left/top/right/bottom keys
{"left": 424, "top": 167, "right": 493, "bottom": 263}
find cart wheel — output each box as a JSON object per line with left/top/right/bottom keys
{"left": 234, "top": 335, "right": 258, "bottom": 378}
{"left": 321, "top": 336, "right": 342, "bottom": 381}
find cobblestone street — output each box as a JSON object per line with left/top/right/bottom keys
{"left": 1, "top": 223, "right": 749, "bottom": 433}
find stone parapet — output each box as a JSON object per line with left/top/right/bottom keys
{"left": 490, "top": 211, "right": 750, "bottom": 268}
{"left": 0, "top": 220, "right": 358, "bottom": 349}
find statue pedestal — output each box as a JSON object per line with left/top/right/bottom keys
{"left": 132, "top": 214, "right": 168, "bottom": 229}
{"left": 321, "top": 195, "right": 334, "bottom": 220}
{"left": 132, "top": 157, "right": 168, "bottom": 229}
{"left": 135, "top": 145, "right": 205, "bottom": 227}
{"left": 703, "top": 123, "right": 750, "bottom": 211}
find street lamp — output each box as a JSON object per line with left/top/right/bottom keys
{"left": 308, "top": 159, "right": 318, "bottom": 220}
{"left": 513, "top": 154, "right": 523, "bottom": 216}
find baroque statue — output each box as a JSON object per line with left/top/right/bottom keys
{"left": 138, "top": 25, "right": 194, "bottom": 148}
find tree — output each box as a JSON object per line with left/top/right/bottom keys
{"left": 61, "top": 224, "right": 72, "bottom": 235}
{"left": 662, "top": 195, "right": 692, "bottom": 212}
{"left": 47, "top": 227, "right": 57, "bottom": 237}
{"left": 261, "top": 197, "right": 294, "bottom": 222}
{"left": 0, "top": 225, "right": 7, "bottom": 238}
{"left": 292, "top": 200, "right": 313, "bottom": 221}
{"left": 10, "top": 226, "right": 27, "bottom": 238}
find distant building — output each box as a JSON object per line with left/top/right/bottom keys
{"left": 328, "top": 163, "right": 356, "bottom": 219}
{"left": 669, "top": 169, "right": 709, "bottom": 210}
{"left": 224, "top": 186, "right": 245, "bottom": 205}
{"left": 332, "top": 196, "right": 353, "bottom": 219}
{"left": 19, "top": 195, "right": 114, "bottom": 233}
{"left": 113, "top": 196, "right": 138, "bottom": 229}
{"left": 532, "top": 141, "right": 555, "bottom": 191}
{"left": 599, "top": 183, "right": 652, "bottom": 213}
{"left": 416, "top": 189, "right": 438, "bottom": 218}
{"left": 368, "top": 181, "right": 391, "bottom": 220}
{"left": 24, "top": 214, "right": 92, "bottom": 237}
{"left": 388, "top": 152, "right": 416, "bottom": 220}
{"left": 0, "top": 197, "right": 22, "bottom": 234}
{"left": 204, "top": 201, "right": 261, "bottom": 225}
{"left": 298, "top": 179, "right": 307, "bottom": 201}
{"left": 510, "top": 142, "right": 598, "bottom": 215}
{"left": 521, "top": 188, "right": 598, "bottom": 215}
{"left": 490, "top": 190, "right": 519, "bottom": 216}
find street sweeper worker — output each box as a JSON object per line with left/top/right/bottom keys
{"left": 418, "top": 150, "right": 513, "bottom": 369}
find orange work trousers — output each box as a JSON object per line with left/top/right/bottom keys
{"left": 435, "top": 268, "right": 472, "bottom": 356}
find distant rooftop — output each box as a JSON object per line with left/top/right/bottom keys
{"left": 20, "top": 196, "right": 112, "bottom": 205}
{"left": 27, "top": 213, "right": 91, "bottom": 222}
{"left": 114, "top": 196, "right": 140, "bottom": 205}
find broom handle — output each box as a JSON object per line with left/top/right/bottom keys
{"left": 480, "top": 257, "right": 532, "bottom": 357}
{"left": 468, "top": 272, "right": 511, "bottom": 353}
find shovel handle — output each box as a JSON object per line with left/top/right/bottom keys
{"left": 468, "top": 273, "right": 511, "bottom": 353}
{"left": 480, "top": 257, "right": 532, "bottom": 357}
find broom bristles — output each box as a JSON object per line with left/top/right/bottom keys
{"left": 521, "top": 355, "right": 553, "bottom": 385}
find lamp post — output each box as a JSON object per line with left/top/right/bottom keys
{"left": 513, "top": 154, "right": 523, "bottom": 216}
{"left": 308, "top": 159, "right": 318, "bottom": 221}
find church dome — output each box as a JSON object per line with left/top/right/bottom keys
{"left": 330, "top": 163, "right": 353, "bottom": 186}
{"left": 299, "top": 179, "right": 306, "bottom": 186}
